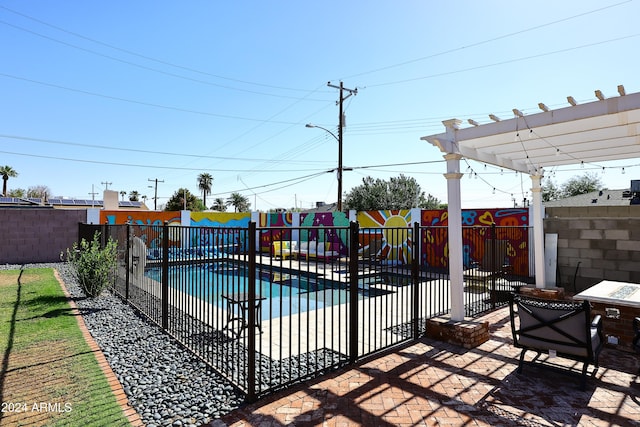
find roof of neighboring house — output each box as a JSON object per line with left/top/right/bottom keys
{"left": 302, "top": 202, "right": 337, "bottom": 213}
{"left": 0, "top": 197, "right": 148, "bottom": 209}
{"left": 544, "top": 188, "right": 634, "bottom": 207}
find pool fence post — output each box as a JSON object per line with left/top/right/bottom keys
{"left": 161, "top": 221, "right": 169, "bottom": 330}
{"left": 247, "top": 221, "right": 258, "bottom": 401}
{"left": 490, "top": 222, "right": 497, "bottom": 309}
{"left": 349, "top": 221, "right": 359, "bottom": 363}
{"left": 125, "top": 221, "right": 131, "bottom": 300}
{"left": 101, "top": 220, "right": 108, "bottom": 248}
{"left": 412, "top": 222, "right": 420, "bottom": 339}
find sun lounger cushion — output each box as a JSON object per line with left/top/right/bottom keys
{"left": 297, "top": 241, "right": 338, "bottom": 259}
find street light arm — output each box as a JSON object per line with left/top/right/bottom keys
{"left": 305, "top": 120, "right": 343, "bottom": 211}
{"left": 305, "top": 123, "right": 338, "bottom": 142}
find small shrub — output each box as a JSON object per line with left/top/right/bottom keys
{"left": 64, "top": 232, "right": 118, "bottom": 297}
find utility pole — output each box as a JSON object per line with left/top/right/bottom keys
{"left": 327, "top": 81, "right": 357, "bottom": 212}
{"left": 101, "top": 181, "right": 112, "bottom": 190}
{"left": 148, "top": 178, "right": 164, "bottom": 210}
{"left": 89, "top": 184, "right": 98, "bottom": 208}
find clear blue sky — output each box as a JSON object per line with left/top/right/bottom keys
{"left": 2, "top": 0, "right": 639, "bottom": 210}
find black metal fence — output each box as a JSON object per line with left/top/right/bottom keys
{"left": 83, "top": 221, "right": 532, "bottom": 400}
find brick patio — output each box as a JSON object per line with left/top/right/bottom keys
{"left": 215, "top": 307, "right": 640, "bottom": 427}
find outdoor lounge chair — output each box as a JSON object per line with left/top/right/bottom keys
{"left": 509, "top": 293, "right": 603, "bottom": 390}
{"left": 358, "top": 237, "right": 382, "bottom": 261}
{"left": 465, "top": 239, "right": 511, "bottom": 285}
{"left": 271, "top": 241, "right": 296, "bottom": 260}
{"left": 297, "top": 241, "right": 339, "bottom": 260}
{"left": 464, "top": 239, "right": 516, "bottom": 301}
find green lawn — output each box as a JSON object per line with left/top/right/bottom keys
{"left": 0, "top": 268, "right": 131, "bottom": 427}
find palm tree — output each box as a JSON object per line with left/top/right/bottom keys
{"left": 211, "top": 197, "right": 227, "bottom": 212}
{"left": 197, "top": 173, "right": 213, "bottom": 208}
{"left": 0, "top": 165, "right": 18, "bottom": 196}
{"left": 119, "top": 191, "right": 126, "bottom": 201}
{"left": 227, "top": 192, "right": 250, "bottom": 212}
{"left": 129, "top": 190, "right": 140, "bottom": 201}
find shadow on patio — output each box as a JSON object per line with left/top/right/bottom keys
{"left": 214, "top": 307, "right": 640, "bottom": 427}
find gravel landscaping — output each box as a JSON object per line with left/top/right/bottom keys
{"left": 2, "top": 263, "right": 245, "bottom": 427}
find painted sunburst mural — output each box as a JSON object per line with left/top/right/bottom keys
{"left": 357, "top": 209, "right": 414, "bottom": 264}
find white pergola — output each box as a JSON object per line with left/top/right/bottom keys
{"left": 421, "top": 86, "right": 640, "bottom": 321}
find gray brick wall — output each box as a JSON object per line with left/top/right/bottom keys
{"left": 0, "top": 209, "right": 86, "bottom": 264}
{"left": 545, "top": 211, "right": 640, "bottom": 292}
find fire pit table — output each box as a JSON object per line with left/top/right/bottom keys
{"left": 573, "top": 280, "right": 640, "bottom": 352}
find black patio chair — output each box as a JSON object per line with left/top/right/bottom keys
{"left": 509, "top": 293, "right": 603, "bottom": 390}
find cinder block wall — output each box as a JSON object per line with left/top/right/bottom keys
{"left": 544, "top": 207, "right": 640, "bottom": 292}
{"left": 0, "top": 209, "right": 86, "bottom": 264}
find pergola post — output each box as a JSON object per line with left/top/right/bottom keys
{"left": 422, "top": 89, "right": 640, "bottom": 301}
{"left": 444, "top": 153, "right": 465, "bottom": 321}
{"left": 530, "top": 173, "right": 546, "bottom": 288}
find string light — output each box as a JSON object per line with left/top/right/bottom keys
{"left": 459, "top": 157, "right": 639, "bottom": 208}
{"left": 461, "top": 158, "right": 550, "bottom": 205}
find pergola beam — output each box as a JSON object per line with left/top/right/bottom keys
{"left": 420, "top": 86, "right": 640, "bottom": 322}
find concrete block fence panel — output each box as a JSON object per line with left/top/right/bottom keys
{"left": 0, "top": 209, "right": 85, "bottom": 264}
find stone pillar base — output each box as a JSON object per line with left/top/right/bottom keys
{"left": 425, "top": 316, "right": 489, "bottom": 349}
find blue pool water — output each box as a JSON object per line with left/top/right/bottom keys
{"left": 144, "top": 263, "right": 356, "bottom": 319}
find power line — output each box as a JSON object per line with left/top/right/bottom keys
{"left": 0, "top": 133, "right": 331, "bottom": 164}
{"left": 212, "top": 171, "right": 330, "bottom": 196}
{"left": 0, "top": 148, "right": 336, "bottom": 172}
{"left": 0, "top": 4, "right": 322, "bottom": 94}
{"left": 340, "top": 0, "right": 632, "bottom": 80}
{"left": 0, "top": 72, "right": 308, "bottom": 124}
{"left": 0, "top": 16, "right": 328, "bottom": 100}
{"left": 197, "top": 83, "right": 334, "bottom": 165}
{"left": 366, "top": 33, "right": 640, "bottom": 88}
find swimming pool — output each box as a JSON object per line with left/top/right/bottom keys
{"left": 144, "top": 263, "right": 367, "bottom": 319}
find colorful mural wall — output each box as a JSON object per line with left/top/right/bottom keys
{"left": 300, "top": 211, "right": 350, "bottom": 255}
{"left": 357, "top": 210, "right": 417, "bottom": 264}
{"left": 191, "top": 212, "right": 251, "bottom": 227}
{"left": 101, "top": 210, "right": 182, "bottom": 249}
{"left": 97, "top": 208, "right": 530, "bottom": 275}
{"left": 420, "top": 208, "right": 530, "bottom": 276}
{"left": 258, "top": 212, "right": 294, "bottom": 252}
{"left": 191, "top": 212, "right": 251, "bottom": 252}
{"left": 101, "top": 210, "right": 180, "bottom": 226}
{"left": 257, "top": 211, "right": 350, "bottom": 254}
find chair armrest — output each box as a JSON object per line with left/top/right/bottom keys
{"left": 591, "top": 315, "right": 602, "bottom": 330}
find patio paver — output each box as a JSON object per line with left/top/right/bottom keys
{"left": 214, "top": 307, "right": 640, "bottom": 427}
